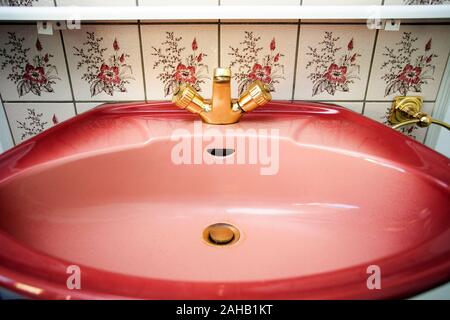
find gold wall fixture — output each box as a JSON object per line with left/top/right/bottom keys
{"left": 388, "top": 96, "right": 450, "bottom": 131}
{"left": 172, "top": 67, "right": 272, "bottom": 125}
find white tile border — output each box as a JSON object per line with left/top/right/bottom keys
{"left": 1, "top": 5, "right": 450, "bottom": 21}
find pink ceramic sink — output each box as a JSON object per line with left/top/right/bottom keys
{"left": 0, "top": 101, "right": 449, "bottom": 299}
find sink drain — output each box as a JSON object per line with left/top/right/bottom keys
{"left": 203, "top": 223, "right": 240, "bottom": 246}
{"left": 206, "top": 148, "right": 235, "bottom": 157}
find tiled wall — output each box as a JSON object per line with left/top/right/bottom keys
{"left": 1, "top": 0, "right": 450, "bottom": 150}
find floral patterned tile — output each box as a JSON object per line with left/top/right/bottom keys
{"left": 141, "top": 24, "right": 218, "bottom": 100}
{"left": 294, "top": 25, "right": 376, "bottom": 101}
{"left": 384, "top": 0, "right": 450, "bottom": 4}
{"left": 4, "top": 102, "right": 76, "bottom": 144}
{"left": 56, "top": 0, "right": 136, "bottom": 5}
{"left": 0, "top": 0, "right": 54, "bottom": 6}
{"left": 366, "top": 26, "right": 450, "bottom": 101}
{"left": 220, "top": 24, "right": 298, "bottom": 100}
{"left": 0, "top": 25, "right": 72, "bottom": 101}
{"left": 363, "top": 102, "right": 434, "bottom": 143}
{"left": 75, "top": 102, "right": 104, "bottom": 114}
{"left": 63, "top": 25, "right": 145, "bottom": 101}
{"left": 303, "top": 0, "right": 381, "bottom": 4}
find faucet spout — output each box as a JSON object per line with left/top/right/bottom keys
{"left": 172, "top": 67, "right": 271, "bottom": 125}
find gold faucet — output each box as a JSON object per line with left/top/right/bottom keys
{"left": 388, "top": 96, "right": 450, "bottom": 130}
{"left": 172, "top": 67, "right": 272, "bottom": 124}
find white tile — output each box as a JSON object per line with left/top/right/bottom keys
{"left": 57, "top": 0, "right": 136, "bottom": 5}
{"left": 303, "top": 0, "right": 381, "bottom": 4}
{"left": 295, "top": 25, "right": 376, "bottom": 101}
{"left": 367, "top": 26, "right": 450, "bottom": 101}
{"left": 63, "top": 25, "right": 145, "bottom": 101}
{"left": 4, "top": 102, "right": 76, "bottom": 144}
{"left": 139, "top": 0, "right": 217, "bottom": 5}
{"left": 1, "top": 0, "right": 54, "bottom": 6}
{"left": 138, "top": 1, "right": 218, "bottom": 22}
{"left": 219, "top": 0, "right": 299, "bottom": 23}
{"left": 221, "top": 0, "right": 300, "bottom": 4}
{"left": 221, "top": 24, "right": 298, "bottom": 100}
{"left": 75, "top": 102, "right": 104, "bottom": 114}
{"left": 141, "top": 24, "right": 218, "bottom": 100}
{"left": 363, "top": 102, "right": 434, "bottom": 143}
{"left": 0, "top": 25, "right": 72, "bottom": 101}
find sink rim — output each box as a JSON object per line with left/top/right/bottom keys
{"left": 0, "top": 101, "right": 449, "bottom": 299}
{"left": 1, "top": 230, "right": 449, "bottom": 299}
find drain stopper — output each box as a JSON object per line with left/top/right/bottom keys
{"left": 203, "top": 223, "right": 240, "bottom": 246}
{"left": 209, "top": 225, "right": 234, "bottom": 244}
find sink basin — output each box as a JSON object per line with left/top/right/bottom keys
{"left": 0, "top": 101, "right": 449, "bottom": 299}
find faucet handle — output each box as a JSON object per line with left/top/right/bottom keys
{"left": 172, "top": 83, "right": 211, "bottom": 114}
{"left": 236, "top": 80, "right": 272, "bottom": 112}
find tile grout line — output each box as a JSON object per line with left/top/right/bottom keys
{"left": 58, "top": 29, "right": 77, "bottom": 115}
{"left": 0, "top": 92, "right": 16, "bottom": 146}
{"left": 218, "top": 21, "right": 221, "bottom": 67}
{"left": 361, "top": 28, "right": 380, "bottom": 115}
{"left": 137, "top": 22, "right": 148, "bottom": 101}
{"left": 290, "top": 19, "right": 301, "bottom": 101}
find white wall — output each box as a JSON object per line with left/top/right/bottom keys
{"left": 0, "top": 100, "right": 13, "bottom": 153}
{"left": 434, "top": 102, "right": 450, "bottom": 157}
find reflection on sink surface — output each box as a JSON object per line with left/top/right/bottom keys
{"left": 0, "top": 101, "right": 449, "bottom": 299}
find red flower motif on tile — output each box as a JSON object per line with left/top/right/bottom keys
{"left": 306, "top": 31, "right": 361, "bottom": 96}
{"left": 381, "top": 32, "right": 437, "bottom": 96}
{"left": 35, "top": 38, "right": 42, "bottom": 51}
{"left": 425, "top": 39, "right": 432, "bottom": 51}
{"left": 270, "top": 38, "right": 276, "bottom": 51}
{"left": 396, "top": 64, "right": 422, "bottom": 86}
{"left": 23, "top": 64, "right": 47, "bottom": 85}
{"left": 192, "top": 38, "right": 198, "bottom": 51}
{"left": 113, "top": 38, "right": 120, "bottom": 51}
{"left": 151, "top": 32, "right": 209, "bottom": 97}
{"left": 323, "top": 64, "right": 347, "bottom": 84}
{"left": 97, "top": 64, "right": 121, "bottom": 85}
{"left": 228, "top": 31, "right": 285, "bottom": 96}
{"left": 0, "top": 33, "right": 60, "bottom": 97}
{"left": 74, "top": 32, "right": 134, "bottom": 97}
{"left": 174, "top": 64, "right": 197, "bottom": 84}
{"left": 52, "top": 114, "right": 59, "bottom": 125}
{"left": 347, "top": 38, "right": 353, "bottom": 51}
{"left": 249, "top": 64, "right": 272, "bottom": 84}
